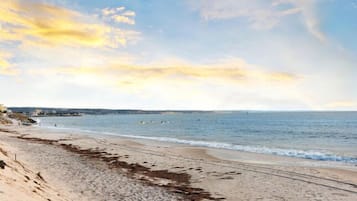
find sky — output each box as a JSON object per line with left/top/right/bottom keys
{"left": 0, "top": 0, "right": 356, "bottom": 110}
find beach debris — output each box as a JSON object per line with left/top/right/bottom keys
{"left": 0, "top": 160, "right": 6, "bottom": 169}
{"left": 37, "top": 172, "right": 45, "bottom": 182}
{"left": 219, "top": 176, "right": 234, "bottom": 180}
{"left": 0, "top": 128, "right": 18, "bottom": 134}
{"left": 25, "top": 175, "right": 30, "bottom": 181}
{"left": 15, "top": 135, "right": 223, "bottom": 201}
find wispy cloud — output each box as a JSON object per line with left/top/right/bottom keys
{"left": 189, "top": 0, "right": 300, "bottom": 29}
{"left": 0, "top": 0, "right": 139, "bottom": 48}
{"left": 23, "top": 56, "right": 302, "bottom": 109}
{"left": 190, "top": 0, "right": 325, "bottom": 41}
{"left": 274, "top": 0, "right": 326, "bottom": 42}
{"left": 48, "top": 58, "right": 298, "bottom": 88}
{"left": 101, "top": 6, "right": 136, "bottom": 25}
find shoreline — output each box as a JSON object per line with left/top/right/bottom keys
{"left": 36, "top": 124, "right": 357, "bottom": 166}
{"left": 1, "top": 124, "right": 357, "bottom": 200}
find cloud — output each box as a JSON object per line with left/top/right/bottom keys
{"left": 324, "top": 101, "right": 357, "bottom": 110}
{"left": 113, "top": 15, "right": 135, "bottom": 25}
{"left": 190, "top": 0, "right": 325, "bottom": 41}
{"left": 274, "top": 0, "right": 326, "bottom": 42}
{"left": 0, "top": 51, "right": 17, "bottom": 75}
{"left": 189, "top": 0, "right": 300, "bottom": 29}
{"left": 122, "top": 11, "right": 136, "bottom": 17}
{"left": 24, "top": 57, "right": 303, "bottom": 110}
{"left": 102, "top": 7, "right": 125, "bottom": 16}
{"left": 0, "top": 52, "right": 10, "bottom": 69}
{"left": 101, "top": 6, "right": 136, "bottom": 25}
{"left": 0, "top": 0, "right": 139, "bottom": 48}
{"left": 49, "top": 57, "right": 298, "bottom": 89}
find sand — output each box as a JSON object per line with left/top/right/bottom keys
{"left": 0, "top": 124, "right": 356, "bottom": 201}
{"left": 0, "top": 135, "right": 67, "bottom": 201}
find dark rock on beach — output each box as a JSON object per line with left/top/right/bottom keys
{"left": 0, "top": 160, "right": 6, "bottom": 169}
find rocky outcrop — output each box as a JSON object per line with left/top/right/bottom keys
{"left": 8, "top": 113, "right": 36, "bottom": 125}
{"left": 0, "top": 116, "right": 12, "bottom": 125}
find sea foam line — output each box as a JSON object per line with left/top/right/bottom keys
{"left": 40, "top": 125, "right": 357, "bottom": 164}
{"left": 111, "top": 134, "right": 357, "bottom": 164}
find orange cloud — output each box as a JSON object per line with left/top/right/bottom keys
{"left": 0, "top": 0, "right": 139, "bottom": 47}
{"left": 52, "top": 58, "right": 298, "bottom": 88}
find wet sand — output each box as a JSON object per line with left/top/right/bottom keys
{"left": 1, "top": 124, "right": 357, "bottom": 201}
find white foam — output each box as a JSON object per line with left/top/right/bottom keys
{"left": 113, "top": 134, "right": 357, "bottom": 164}
{"left": 40, "top": 125, "right": 357, "bottom": 164}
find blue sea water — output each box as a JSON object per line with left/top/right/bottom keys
{"left": 36, "top": 112, "right": 357, "bottom": 164}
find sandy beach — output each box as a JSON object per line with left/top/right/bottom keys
{"left": 1, "top": 0, "right": 356, "bottom": 200}
{"left": 0, "top": 124, "right": 356, "bottom": 201}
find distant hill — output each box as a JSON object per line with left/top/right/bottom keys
{"left": 9, "top": 107, "right": 213, "bottom": 116}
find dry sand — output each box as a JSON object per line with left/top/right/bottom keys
{"left": 0, "top": 134, "right": 67, "bottom": 201}
{"left": 0, "top": 124, "right": 356, "bottom": 201}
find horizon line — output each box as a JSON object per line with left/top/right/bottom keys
{"left": 7, "top": 106, "right": 357, "bottom": 112}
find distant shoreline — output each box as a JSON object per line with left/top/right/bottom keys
{"left": 9, "top": 107, "right": 216, "bottom": 116}
{"left": 9, "top": 107, "right": 357, "bottom": 114}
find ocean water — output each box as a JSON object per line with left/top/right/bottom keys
{"left": 36, "top": 112, "right": 357, "bottom": 164}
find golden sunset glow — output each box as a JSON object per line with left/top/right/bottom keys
{"left": 53, "top": 58, "right": 297, "bottom": 88}
{"left": 0, "top": 0, "right": 139, "bottom": 48}
{"left": 0, "top": 0, "right": 356, "bottom": 110}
